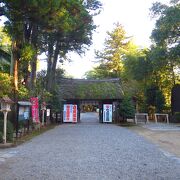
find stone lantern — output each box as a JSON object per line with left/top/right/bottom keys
{"left": 0, "top": 97, "right": 14, "bottom": 144}
{"left": 41, "top": 102, "right": 46, "bottom": 126}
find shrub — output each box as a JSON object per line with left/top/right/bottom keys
{"left": 145, "top": 86, "right": 165, "bottom": 113}
{"left": 0, "top": 72, "right": 13, "bottom": 97}
{"left": 174, "top": 112, "right": 180, "bottom": 122}
{"left": 119, "top": 96, "right": 135, "bottom": 120}
{"left": 0, "top": 119, "right": 14, "bottom": 142}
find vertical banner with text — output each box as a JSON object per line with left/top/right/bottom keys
{"left": 72, "top": 105, "right": 77, "bottom": 122}
{"left": 30, "top": 97, "right": 40, "bottom": 123}
{"left": 103, "top": 104, "right": 112, "bottom": 123}
{"left": 63, "top": 104, "right": 77, "bottom": 123}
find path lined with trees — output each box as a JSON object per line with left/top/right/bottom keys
{"left": 0, "top": 117, "right": 180, "bottom": 180}
{"left": 0, "top": 0, "right": 179, "bottom": 118}
{"left": 0, "top": 0, "right": 102, "bottom": 141}
{"left": 0, "top": 1, "right": 179, "bottom": 179}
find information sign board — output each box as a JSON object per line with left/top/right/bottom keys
{"left": 18, "top": 106, "right": 30, "bottom": 121}
{"left": 103, "top": 104, "right": 112, "bottom": 123}
{"left": 63, "top": 104, "right": 77, "bottom": 123}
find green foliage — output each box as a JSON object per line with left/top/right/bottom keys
{"left": 0, "top": 119, "right": 14, "bottom": 142}
{"left": 85, "top": 64, "right": 119, "bottom": 79}
{"left": 20, "top": 44, "right": 36, "bottom": 62}
{"left": 94, "top": 23, "right": 134, "bottom": 78}
{"left": 18, "top": 85, "right": 30, "bottom": 100}
{"left": 0, "top": 0, "right": 102, "bottom": 115}
{"left": 84, "top": 1, "right": 179, "bottom": 114}
{"left": 123, "top": 49, "right": 152, "bottom": 83}
{"left": 36, "top": 69, "right": 65, "bottom": 111}
{"left": 85, "top": 23, "right": 138, "bottom": 81}
{"left": 0, "top": 27, "right": 11, "bottom": 47}
{"left": 119, "top": 96, "right": 135, "bottom": 119}
{"left": 85, "top": 25, "right": 151, "bottom": 113}
{"left": 76, "top": 82, "right": 120, "bottom": 99}
{"left": 155, "top": 89, "right": 166, "bottom": 112}
{"left": 151, "top": 2, "right": 180, "bottom": 69}
{"left": 151, "top": 2, "right": 180, "bottom": 47}
{"left": 0, "top": 26, "right": 11, "bottom": 73}
{"left": 145, "top": 86, "right": 165, "bottom": 113}
{"left": 149, "top": 1, "right": 180, "bottom": 104}
{"left": 35, "top": 70, "right": 60, "bottom": 102}
{"left": 1, "top": 0, "right": 102, "bottom": 93}
{"left": 48, "top": 90, "right": 62, "bottom": 111}
{"left": 0, "top": 72, "right": 30, "bottom": 100}
{"left": 0, "top": 72, "right": 13, "bottom": 97}
{"left": 44, "top": 0, "right": 102, "bottom": 91}
{"left": 174, "top": 112, "right": 180, "bottom": 121}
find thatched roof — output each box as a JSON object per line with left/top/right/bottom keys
{"left": 57, "top": 78, "right": 123, "bottom": 100}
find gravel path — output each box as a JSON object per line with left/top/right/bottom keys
{"left": 0, "top": 113, "right": 180, "bottom": 180}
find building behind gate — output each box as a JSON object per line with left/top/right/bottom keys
{"left": 57, "top": 78, "right": 123, "bottom": 123}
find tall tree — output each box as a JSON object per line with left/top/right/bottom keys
{"left": 94, "top": 23, "right": 135, "bottom": 78}
{"left": 1, "top": 0, "right": 102, "bottom": 93}
{"left": 44, "top": 0, "right": 102, "bottom": 91}
{"left": 150, "top": 1, "right": 180, "bottom": 85}
{"left": 150, "top": 0, "right": 180, "bottom": 105}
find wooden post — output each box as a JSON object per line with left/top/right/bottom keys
{"left": 166, "top": 114, "right": 169, "bottom": 124}
{"left": 42, "top": 110, "right": 45, "bottom": 126}
{"left": 135, "top": 114, "right": 137, "bottom": 124}
{"left": 3, "top": 111, "right": 8, "bottom": 144}
{"left": 99, "top": 101, "right": 103, "bottom": 123}
{"left": 146, "top": 114, "right": 149, "bottom": 123}
{"left": 155, "top": 114, "right": 157, "bottom": 123}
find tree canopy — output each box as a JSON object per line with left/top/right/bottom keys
{"left": 0, "top": 0, "right": 102, "bottom": 103}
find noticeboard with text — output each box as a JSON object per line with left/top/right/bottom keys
{"left": 63, "top": 104, "right": 77, "bottom": 123}
{"left": 18, "top": 106, "right": 30, "bottom": 121}
{"left": 103, "top": 104, "right": 112, "bottom": 123}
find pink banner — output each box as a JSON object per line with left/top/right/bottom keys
{"left": 30, "top": 97, "right": 39, "bottom": 123}
{"left": 63, "top": 104, "right": 77, "bottom": 123}
{"left": 66, "top": 105, "right": 70, "bottom": 121}
{"left": 73, "top": 105, "right": 77, "bottom": 122}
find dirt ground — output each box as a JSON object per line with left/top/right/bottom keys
{"left": 128, "top": 126, "right": 180, "bottom": 157}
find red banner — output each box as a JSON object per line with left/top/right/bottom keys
{"left": 66, "top": 105, "right": 70, "bottom": 121}
{"left": 73, "top": 105, "right": 77, "bottom": 122}
{"left": 63, "top": 104, "right": 77, "bottom": 123}
{"left": 30, "top": 97, "right": 39, "bottom": 123}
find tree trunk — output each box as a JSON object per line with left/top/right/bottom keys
{"left": 29, "top": 25, "right": 38, "bottom": 91}
{"left": 14, "top": 56, "right": 18, "bottom": 91}
{"left": 10, "top": 43, "right": 14, "bottom": 76}
{"left": 12, "top": 40, "right": 19, "bottom": 91}
{"left": 46, "top": 40, "right": 59, "bottom": 91}
{"left": 51, "top": 41, "right": 59, "bottom": 89}
{"left": 46, "top": 38, "right": 54, "bottom": 91}
{"left": 170, "top": 61, "right": 176, "bottom": 86}
{"left": 30, "top": 53, "right": 37, "bottom": 90}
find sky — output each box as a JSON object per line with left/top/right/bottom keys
{"left": 59, "top": 0, "right": 170, "bottom": 78}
